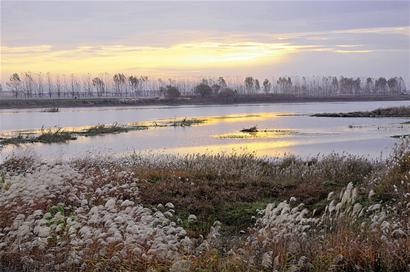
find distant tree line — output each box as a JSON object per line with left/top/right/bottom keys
{"left": 1, "top": 72, "right": 407, "bottom": 99}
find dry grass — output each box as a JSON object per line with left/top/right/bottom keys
{"left": 74, "top": 152, "right": 376, "bottom": 237}
{"left": 0, "top": 141, "right": 409, "bottom": 271}
{"left": 312, "top": 106, "right": 410, "bottom": 118}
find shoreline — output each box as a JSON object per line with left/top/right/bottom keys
{"left": 0, "top": 94, "right": 409, "bottom": 109}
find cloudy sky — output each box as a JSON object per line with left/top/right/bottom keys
{"left": 1, "top": 1, "right": 409, "bottom": 83}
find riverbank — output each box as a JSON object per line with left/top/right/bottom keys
{"left": 0, "top": 142, "right": 409, "bottom": 271}
{"left": 312, "top": 105, "right": 410, "bottom": 118}
{"left": 1, "top": 94, "right": 409, "bottom": 109}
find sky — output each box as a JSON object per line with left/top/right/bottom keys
{"left": 1, "top": 1, "right": 409, "bottom": 83}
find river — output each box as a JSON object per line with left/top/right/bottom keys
{"left": 1, "top": 100, "right": 409, "bottom": 161}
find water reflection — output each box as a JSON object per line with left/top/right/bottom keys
{"left": 0, "top": 101, "right": 409, "bottom": 161}
{"left": 165, "top": 139, "right": 296, "bottom": 155}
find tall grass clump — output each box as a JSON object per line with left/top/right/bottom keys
{"left": 0, "top": 128, "right": 76, "bottom": 146}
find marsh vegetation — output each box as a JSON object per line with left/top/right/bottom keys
{"left": 0, "top": 118, "right": 206, "bottom": 147}
{"left": 0, "top": 128, "right": 76, "bottom": 145}
{"left": 312, "top": 106, "right": 410, "bottom": 118}
{"left": 0, "top": 140, "right": 409, "bottom": 271}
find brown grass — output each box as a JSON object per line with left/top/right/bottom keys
{"left": 73, "top": 152, "right": 376, "bottom": 237}
{"left": 1, "top": 143, "right": 409, "bottom": 271}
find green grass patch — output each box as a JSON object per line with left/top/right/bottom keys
{"left": 175, "top": 201, "right": 270, "bottom": 237}
{"left": 216, "top": 201, "right": 268, "bottom": 229}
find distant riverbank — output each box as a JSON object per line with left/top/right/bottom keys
{"left": 1, "top": 94, "right": 410, "bottom": 109}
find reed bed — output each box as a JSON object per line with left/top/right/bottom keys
{"left": 0, "top": 141, "right": 409, "bottom": 271}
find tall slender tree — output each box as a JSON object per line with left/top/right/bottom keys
{"left": 263, "top": 79, "right": 271, "bottom": 94}
{"left": 7, "top": 73, "right": 22, "bottom": 98}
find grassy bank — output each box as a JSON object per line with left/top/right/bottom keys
{"left": 0, "top": 141, "right": 409, "bottom": 271}
{"left": 312, "top": 106, "right": 410, "bottom": 117}
{"left": 1, "top": 95, "right": 409, "bottom": 110}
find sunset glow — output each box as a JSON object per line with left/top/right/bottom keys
{"left": 1, "top": 42, "right": 297, "bottom": 76}
{"left": 1, "top": 1, "right": 409, "bottom": 82}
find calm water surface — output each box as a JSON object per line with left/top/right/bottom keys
{"left": 1, "top": 101, "right": 409, "bottom": 161}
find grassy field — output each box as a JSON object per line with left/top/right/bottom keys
{"left": 0, "top": 140, "right": 409, "bottom": 271}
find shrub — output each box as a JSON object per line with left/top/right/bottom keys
{"left": 160, "top": 85, "right": 180, "bottom": 98}
{"left": 218, "top": 87, "right": 236, "bottom": 97}
{"left": 194, "top": 83, "right": 213, "bottom": 97}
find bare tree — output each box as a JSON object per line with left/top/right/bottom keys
{"left": 277, "top": 77, "right": 292, "bottom": 94}
{"left": 244, "top": 77, "right": 254, "bottom": 94}
{"left": 84, "top": 74, "right": 92, "bottom": 97}
{"left": 47, "top": 73, "right": 53, "bottom": 98}
{"left": 23, "top": 73, "right": 34, "bottom": 98}
{"left": 113, "top": 73, "right": 126, "bottom": 96}
{"left": 331, "top": 77, "right": 339, "bottom": 96}
{"left": 263, "top": 79, "right": 271, "bottom": 94}
{"left": 37, "top": 73, "right": 44, "bottom": 97}
{"left": 398, "top": 77, "right": 407, "bottom": 94}
{"left": 92, "top": 77, "right": 105, "bottom": 97}
{"left": 375, "top": 77, "right": 387, "bottom": 95}
{"left": 387, "top": 77, "right": 400, "bottom": 95}
{"left": 128, "top": 76, "right": 139, "bottom": 96}
{"left": 7, "top": 73, "right": 22, "bottom": 98}
{"left": 255, "top": 79, "right": 260, "bottom": 93}
{"left": 56, "top": 75, "right": 62, "bottom": 98}
{"left": 70, "top": 74, "right": 77, "bottom": 98}
{"left": 218, "top": 77, "right": 227, "bottom": 88}
{"left": 365, "top": 78, "right": 373, "bottom": 95}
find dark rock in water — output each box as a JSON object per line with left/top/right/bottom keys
{"left": 241, "top": 126, "right": 258, "bottom": 133}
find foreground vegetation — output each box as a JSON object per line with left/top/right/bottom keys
{"left": 0, "top": 141, "right": 409, "bottom": 271}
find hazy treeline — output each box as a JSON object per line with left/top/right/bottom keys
{"left": 0, "top": 72, "right": 407, "bottom": 99}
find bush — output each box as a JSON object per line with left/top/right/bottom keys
{"left": 218, "top": 88, "right": 236, "bottom": 102}
{"left": 160, "top": 85, "right": 180, "bottom": 98}
{"left": 194, "top": 83, "right": 213, "bottom": 97}
{"left": 218, "top": 88, "right": 236, "bottom": 97}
